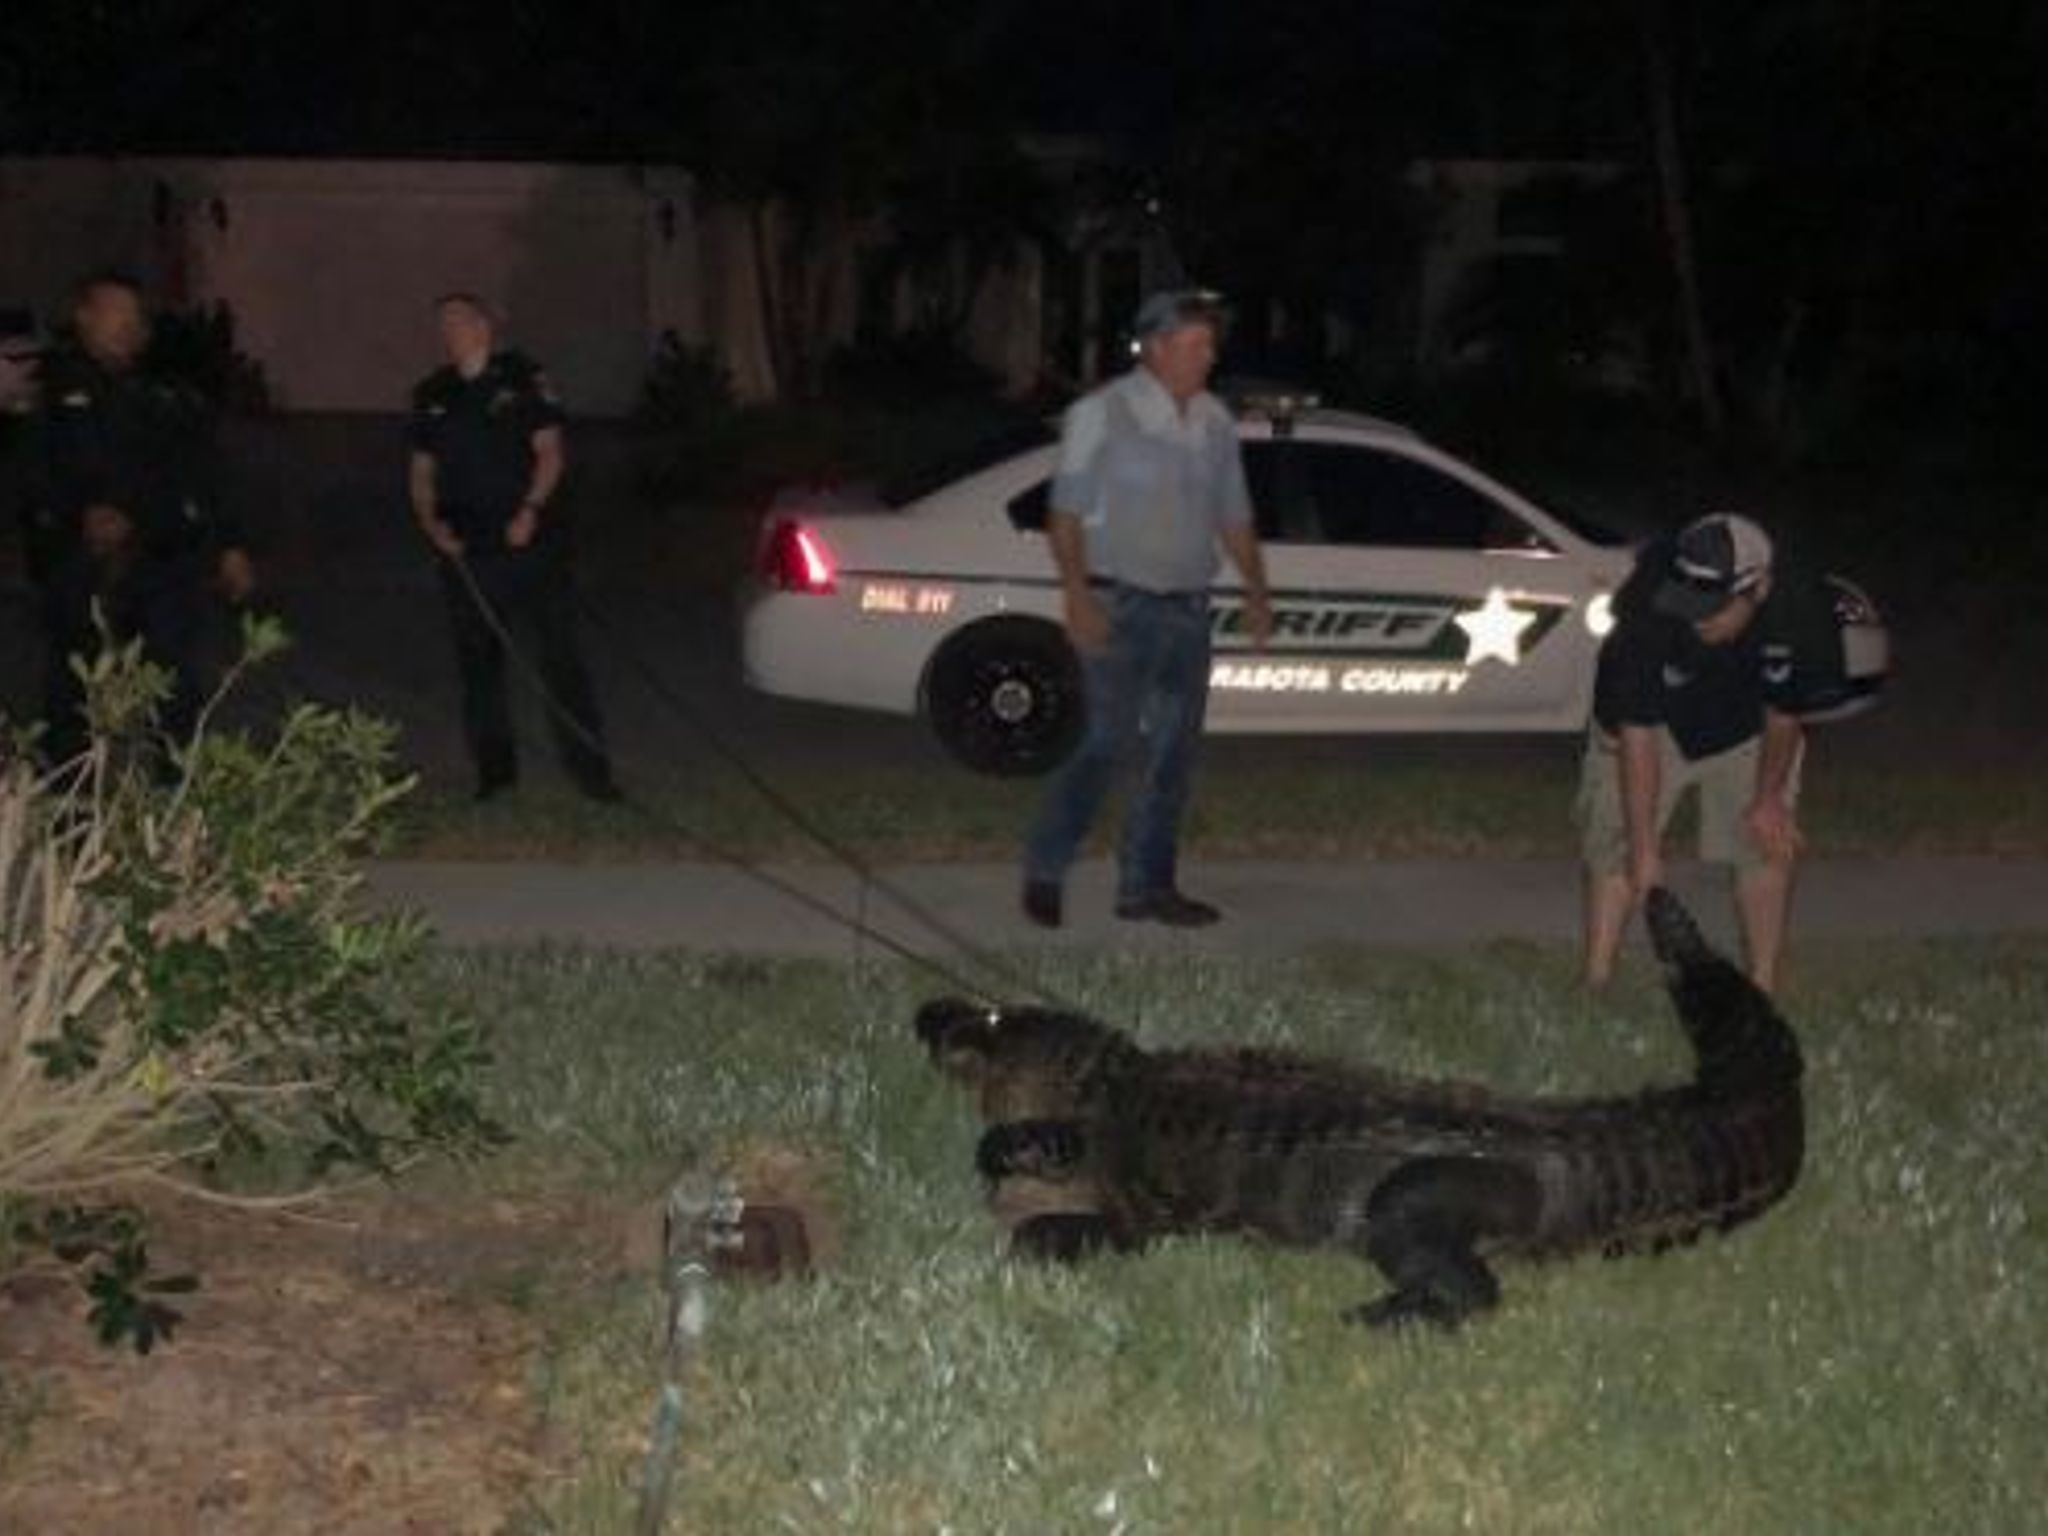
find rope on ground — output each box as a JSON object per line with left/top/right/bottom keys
{"left": 439, "top": 558, "right": 1122, "bottom": 1526}
{"left": 438, "top": 552, "right": 1079, "bottom": 1009}
{"left": 576, "top": 591, "right": 1082, "bottom": 1011}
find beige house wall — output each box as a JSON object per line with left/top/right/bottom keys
{"left": 0, "top": 156, "right": 699, "bottom": 416}
{"left": 2, "top": 151, "right": 1196, "bottom": 410}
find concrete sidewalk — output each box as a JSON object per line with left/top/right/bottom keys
{"left": 364, "top": 856, "right": 2048, "bottom": 957}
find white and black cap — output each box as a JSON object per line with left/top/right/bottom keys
{"left": 1654, "top": 513, "right": 1774, "bottom": 621}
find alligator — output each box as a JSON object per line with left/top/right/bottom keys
{"left": 915, "top": 887, "right": 1804, "bottom": 1328}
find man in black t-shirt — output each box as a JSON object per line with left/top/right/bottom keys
{"left": 1578, "top": 512, "right": 1833, "bottom": 994}
{"left": 407, "top": 294, "right": 618, "bottom": 801}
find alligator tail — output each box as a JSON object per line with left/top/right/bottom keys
{"left": 1643, "top": 887, "right": 1803, "bottom": 1090}
{"left": 1643, "top": 886, "right": 1712, "bottom": 970}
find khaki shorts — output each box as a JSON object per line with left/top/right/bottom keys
{"left": 1575, "top": 727, "right": 1802, "bottom": 873}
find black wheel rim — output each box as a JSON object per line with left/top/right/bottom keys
{"left": 953, "top": 650, "right": 1077, "bottom": 772}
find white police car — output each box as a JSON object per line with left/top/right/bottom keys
{"left": 741, "top": 395, "right": 1881, "bottom": 773}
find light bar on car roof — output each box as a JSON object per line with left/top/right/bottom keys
{"left": 1222, "top": 378, "right": 1322, "bottom": 422}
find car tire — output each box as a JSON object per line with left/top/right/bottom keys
{"left": 924, "top": 617, "right": 1083, "bottom": 776}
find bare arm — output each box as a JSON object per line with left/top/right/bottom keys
{"left": 525, "top": 424, "right": 565, "bottom": 510}
{"left": 1618, "top": 723, "right": 1665, "bottom": 895}
{"left": 1045, "top": 507, "right": 1108, "bottom": 655}
{"left": 1219, "top": 521, "right": 1273, "bottom": 649}
{"left": 408, "top": 450, "right": 462, "bottom": 557}
{"left": 506, "top": 425, "right": 566, "bottom": 549}
{"left": 199, "top": 412, "right": 256, "bottom": 602}
{"left": 1745, "top": 707, "right": 1806, "bottom": 861}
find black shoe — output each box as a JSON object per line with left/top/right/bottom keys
{"left": 579, "top": 776, "right": 625, "bottom": 803}
{"left": 473, "top": 775, "right": 516, "bottom": 803}
{"left": 1022, "top": 879, "right": 1063, "bottom": 929}
{"left": 1115, "top": 890, "right": 1221, "bottom": 927}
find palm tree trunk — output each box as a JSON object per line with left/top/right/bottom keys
{"left": 1642, "top": 0, "right": 1725, "bottom": 433}
{"left": 749, "top": 202, "right": 787, "bottom": 400}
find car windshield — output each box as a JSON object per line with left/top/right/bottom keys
{"left": 1480, "top": 462, "right": 1631, "bottom": 546}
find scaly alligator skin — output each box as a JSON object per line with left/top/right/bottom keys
{"left": 915, "top": 888, "right": 1803, "bottom": 1328}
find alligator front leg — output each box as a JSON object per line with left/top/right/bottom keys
{"left": 975, "top": 1119, "right": 1135, "bottom": 1262}
{"left": 1345, "top": 1157, "right": 1542, "bottom": 1330}
{"left": 977, "top": 1119, "right": 1088, "bottom": 1183}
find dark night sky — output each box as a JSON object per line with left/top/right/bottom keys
{"left": 4, "top": 1, "right": 2038, "bottom": 170}
{"left": 7, "top": 0, "right": 2045, "bottom": 422}
{"left": 0, "top": 0, "right": 1645, "bottom": 160}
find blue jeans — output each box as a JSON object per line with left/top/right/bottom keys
{"left": 1024, "top": 585, "right": 1212, "bottom": 902}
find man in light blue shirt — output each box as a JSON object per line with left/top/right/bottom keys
{"left": 1022, "top": 289, "right": 1273, "bottom": 927}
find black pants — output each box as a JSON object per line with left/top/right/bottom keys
{"left": 436, "top": 543, "right": 613, "bottom": 792}
{"left": 38, "top": 548, "right": 207, "bottom": 765}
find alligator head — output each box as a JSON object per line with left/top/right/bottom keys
{"left": 914, "top": 998, "right": 1142, "bottom": 1122}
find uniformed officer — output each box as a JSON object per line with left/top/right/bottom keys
{"left": 18, "top": 271, "right": 255, "bottom": 764}
{"left": 406, "top": 293, "right": 619, "bottom": 801}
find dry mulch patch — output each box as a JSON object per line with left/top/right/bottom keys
{"left": 0, "top": 1189, "right": 646, "bottom": 1534}
{"left": 0, "top": 1148, "right": 836, "bottom": 1532}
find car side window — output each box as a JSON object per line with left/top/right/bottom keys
{"left": 1016, "top": 447, "right": 1308, "bottom": 542}
{"left": 1242, "top": 441, "right": 1318, "bottom": 543}
{"left": 1301, "top": 443, "right": 1550, "bottom": 551}
{"left": 1007, "top": 481, "right": 1050, "bottom": 532}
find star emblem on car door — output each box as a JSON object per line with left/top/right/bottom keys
{"left": 1454, "top": 587, "right": 1537, "bottom": 667}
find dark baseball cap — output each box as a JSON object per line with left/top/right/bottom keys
{"left": 1653, "top": 513, "right": 1775, "bottom": 621}
{"left": 1133, "top": 287, "right": 1229, "bottom": 340}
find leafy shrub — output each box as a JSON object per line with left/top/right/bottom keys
{"left": 145, "top": 301, "right": 272, "bottom": 414}
{"left": 0, "top": 618, "right": 501, "bottom": 1350}
{"left": 633, "top": 326, "right": 1039, "bottom": 512}
{"left": 822, "top": 324, "right": 1000, "bottom": 407}
{"left": 634, "top": 333, "right": 743, "bottom": 502}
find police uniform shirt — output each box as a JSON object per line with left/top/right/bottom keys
{"left": 28, "top": 350, "right": 231, "bottom": 562}
{"left": 1593, "top": 538, "right": 1841, "bottom": 760}
{"left": 407, "top": 351, "right": 564, "bottom": 542}
{"left": 1050, "top": 365, "right": 1252, "bottom": 595}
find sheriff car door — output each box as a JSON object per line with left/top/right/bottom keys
{"left": 1208, "top": 432, "right": 1592, "bottom": 732}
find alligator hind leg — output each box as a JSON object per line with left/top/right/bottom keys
{"left": 1345, "top": 1157, "right": 1542, "bottom": 1330}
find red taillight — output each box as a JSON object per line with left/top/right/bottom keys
{"left": 761, "top": 518, "right": 837, "bottom": 594}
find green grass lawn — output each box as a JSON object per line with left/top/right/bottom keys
{"left": 414, "top": 936, "right": 2047, "bottom": 1532}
